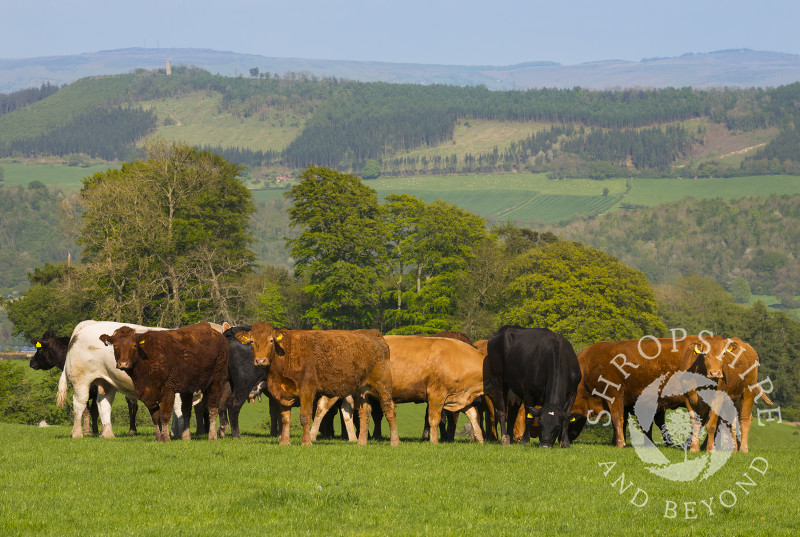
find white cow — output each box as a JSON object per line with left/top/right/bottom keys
{"left": 57, "top": 321, "right": 167, "bottom": 438}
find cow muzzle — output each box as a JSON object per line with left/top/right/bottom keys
{"left": 707, "top": 369, "right": 723, "bottom": 379}
{"left": 254, "top": 357, "right": 269, "bottom": 367}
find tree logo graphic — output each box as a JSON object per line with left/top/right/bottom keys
{"left": 629, "top": 371, "right": 739, "bottom": 482}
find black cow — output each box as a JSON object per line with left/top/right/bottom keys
{"left": 486, "top": 325, "right": 583, "bottom": 448}
{"left": 222, "top": 325, "right": 280, "bottom": 438}
{"left": 29, "top": 330, "right": 139, "bottom": 435}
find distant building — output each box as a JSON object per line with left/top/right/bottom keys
{"left": 166, "top": 59, "right": 172, "bottom": 75}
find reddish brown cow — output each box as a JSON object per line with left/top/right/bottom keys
{"left": 575, "top": 336, "right": 696, "bottom": 448}
{"left": 99, "top": 322, "right": 229, "bottom": 442}
{"left": 235, "top": 322, "right": 399, "bottom": 446}
{"left": 681, "top": 336, "right": 773, "bottom": 453}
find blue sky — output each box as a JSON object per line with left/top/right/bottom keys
{"left": 5, "top": 0, "right": 800, "bottom": 65}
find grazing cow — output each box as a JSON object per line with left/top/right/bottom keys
{"left": 574, "top": 336, "right": 695, "bottom": 448}
{"left": 235, "top": 322, "right": 399, "bottom": 446}
{"left": 57, "top": 321, "right": 170, "bottom": 438}
{"left": 680, "top": 336, "right": 773, "bottom": 453}
{"left": 31, "top": 330, "right": 139, "bottom": 436}
{"left": 99, "top": 322, "right": 229, "bottom": 442}
{"left": 382, "top": 335, "right": 487, "bottom": 444}
{"left": 486, "top": 326, "right": 582, "bottom": 448}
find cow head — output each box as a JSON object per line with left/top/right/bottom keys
{"left": 234, "top": 321, "right": 287, "bottom": 367}
{"left": 99, "top": 326, "right": 145, "bottom": 370}
{"left": 686, "top": 336, "right": 739, "bottom": 380}
{"left": 526, "top": 405, "right": 584, "bottom": 448}
{"left": 29, "top": 331, "right": 66, "bottom": 370}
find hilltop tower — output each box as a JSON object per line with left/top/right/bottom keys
{"left": 166, "top": 59, "right": 172, "bottom": 76}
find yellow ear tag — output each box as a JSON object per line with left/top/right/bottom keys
{"left": 243, "top": 336, "right": 250, "bottom": 343}
{"left": 35, "top": 342, "right": 42, "bottom": 348}
{"left": 139, "top": 339, "right": 145, "bottom": 345}
{"left": 570, "top": 417, "right": 576, "bottom": 422}
{"left": 526, "top": 413, "right": 533, "bottom": 419}
{"left": 727, "top": 346, "right": 734, "bottom": 353}
{"left": 694, "top": 345, "right": 702, "bottom": 355}
{"left": 275, "top": 333, "right": 283, "bottom": 341}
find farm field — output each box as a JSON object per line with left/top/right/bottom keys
{"left": 0, "top": 405, "right": 796, "bottom": 536}
{"left": 4, "top": 161, "right": 800, "bottom": 224}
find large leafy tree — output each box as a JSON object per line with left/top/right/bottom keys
{"left": 286, "top": 166, "right": 386, "bottom": 329}
{"left": 76, "top": 138, "right": 255, "bottom": 326}
{"left": 382, "top": 194, "right": 486, "bottom": 334}
{"left": 498, "top": 240, "right": 664, "bottom": 347}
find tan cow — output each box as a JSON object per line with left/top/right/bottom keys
{"left": 384, "top": 335, "right": 487, "bottom": 444}
{"left": 681, "top": 336, "right": 773, "bottom": 453}
{"left": 235, "top": 322, "right": 399, "bottom": 446}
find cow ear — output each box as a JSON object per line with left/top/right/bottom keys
{"left": 234, "top": 331, "right": 252, "bottom": 345}
{"left": 525, "top": 406, "right": 542, "bottom": 421}
{"left": 567, "top": 412, "right": 585, "bottom": 424}
{"left": 222, "top": 322, "right": 231, "bottom": 331}
{"left": 99, "top": 334, "right": 112, "bottom": 346}
{"left": 274, "top": 329, "right": 289, "bottom": 353}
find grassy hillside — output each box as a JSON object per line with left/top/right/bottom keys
{"left": 141, "top": 92, "right": 306, "bottom": 153}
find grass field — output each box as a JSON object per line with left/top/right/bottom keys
{"left": 140, "top": 93, "right": 305, "bottom": 153}
{"left": 0, "top": 396, "right": 796, "bottom": 536}
{"left": 4, "top": 160, "right": 800, "bottom": 225}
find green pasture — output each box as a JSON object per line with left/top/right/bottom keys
{"left": 141, "top": 93, "right": 305, "bottom": 153}
{"left": 619, "top": 176, "right": 800, "bottom": 208}
{"left": 4, "top": 162, "right": 800, "bottom": 226}
{"left": 0, "top": 162, "right": 115, "bottom": 191}
{"left": 0, "top": 404, "right": 796, "bottom": 536}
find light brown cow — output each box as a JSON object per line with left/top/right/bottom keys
{"left": 235, "top": 322, "right": 399, "bottom": 446}
{"left": 681, "top": 336, "right": 773, "bottom": 453}
{"left": 383, "top": 335, "right": 487, "bottom": 444}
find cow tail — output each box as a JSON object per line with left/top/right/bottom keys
{"left": 57, "top": 370, "right": 68, "bottom": 407}
{"left": 759, "top": 387, "right": 774, "bottom": 407}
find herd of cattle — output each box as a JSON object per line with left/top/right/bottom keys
{"left": 28, "top": 319, "right": 773, "bottom": 452}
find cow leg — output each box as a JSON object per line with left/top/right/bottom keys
{"left": 683, "top": 392, "right": 703, "bottom": 452}
{"left": 70, "top": 383, "right": 91, "bottom": 438}
{"left": 512, "top": 404, "right": 528, "bottom": 444}
{"left": 483, "top": 396, "right": 498, "bottom": 441}
{"left": 160, "top": 393, "right": 176, "bottom": 442}
{"left": 311, "top": 396, "right": 338, "bottom": 441}
{"left": 180, "top": 392, "right": 193, "bottom": 440}
{"left": 86, "top": 384, "right": 99, "bottom": 435}
{"left": 609, "top": 395, "right": 626, "bottom": 448}
{"left": 298, "top": 388, "right": 315, "bottom": 446}
{"left": 704, "top": 389, "right": 726, "bottom": 452}
{"left": 126, "top": 396, "right": 138, "bottom": 435}
{"left": 464, "top": 406, "right": 484, "bottom": 443}
{"left": 277, "top": 404, "right": 291, "bottom": 445}
{"left": 95, "top": 381, "right": 117, "bottom": 439}
{"left": 171, "top": 395, "right": 184, "bottom": 439}
{"left": 268, "top": 396, "right": 281, "bottom": 437}
{"left": 493, "top": 384, "right": 510, "bottom": 445}
{"left": 370, "top": 400, "right": 384, "bottom": 440}
{"left": 426, "top": 397, "right": 445, "bottom": 444}
{"left": 738, "top": 388, "right": 756, "bottom": 453}
{"left": 227, "top": 401, "right": 242, "bottom": 439}
{"left": 341, "top": 396, "right": 358, "bottom": 442}
{"left": 218, "top": 381, "right": 232, "bottom": 439}
{"left": 207, "top": 403, "right": 219, "bottom": 442}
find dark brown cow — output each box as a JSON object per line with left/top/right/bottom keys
{"left": 235, "top": 322, "right": 399, "bottom": 446}
{"left": 681, "top": 336, "right": 774, "bottom": 453}
{"left": 99, "top": 322, "right": 229, "bottom": 442}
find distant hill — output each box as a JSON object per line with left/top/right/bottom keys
{"left": 2, "top": 47, "right": 800, "bottom": 93}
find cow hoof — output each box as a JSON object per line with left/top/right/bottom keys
{"left": 182, "top": 431, "right": 191, "bottom": 441}
{"left": 501, "top": 435, "right": 511, "bottom": 446}
{"left": 128, "top": 429, "right": 137, "bottom": 436}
